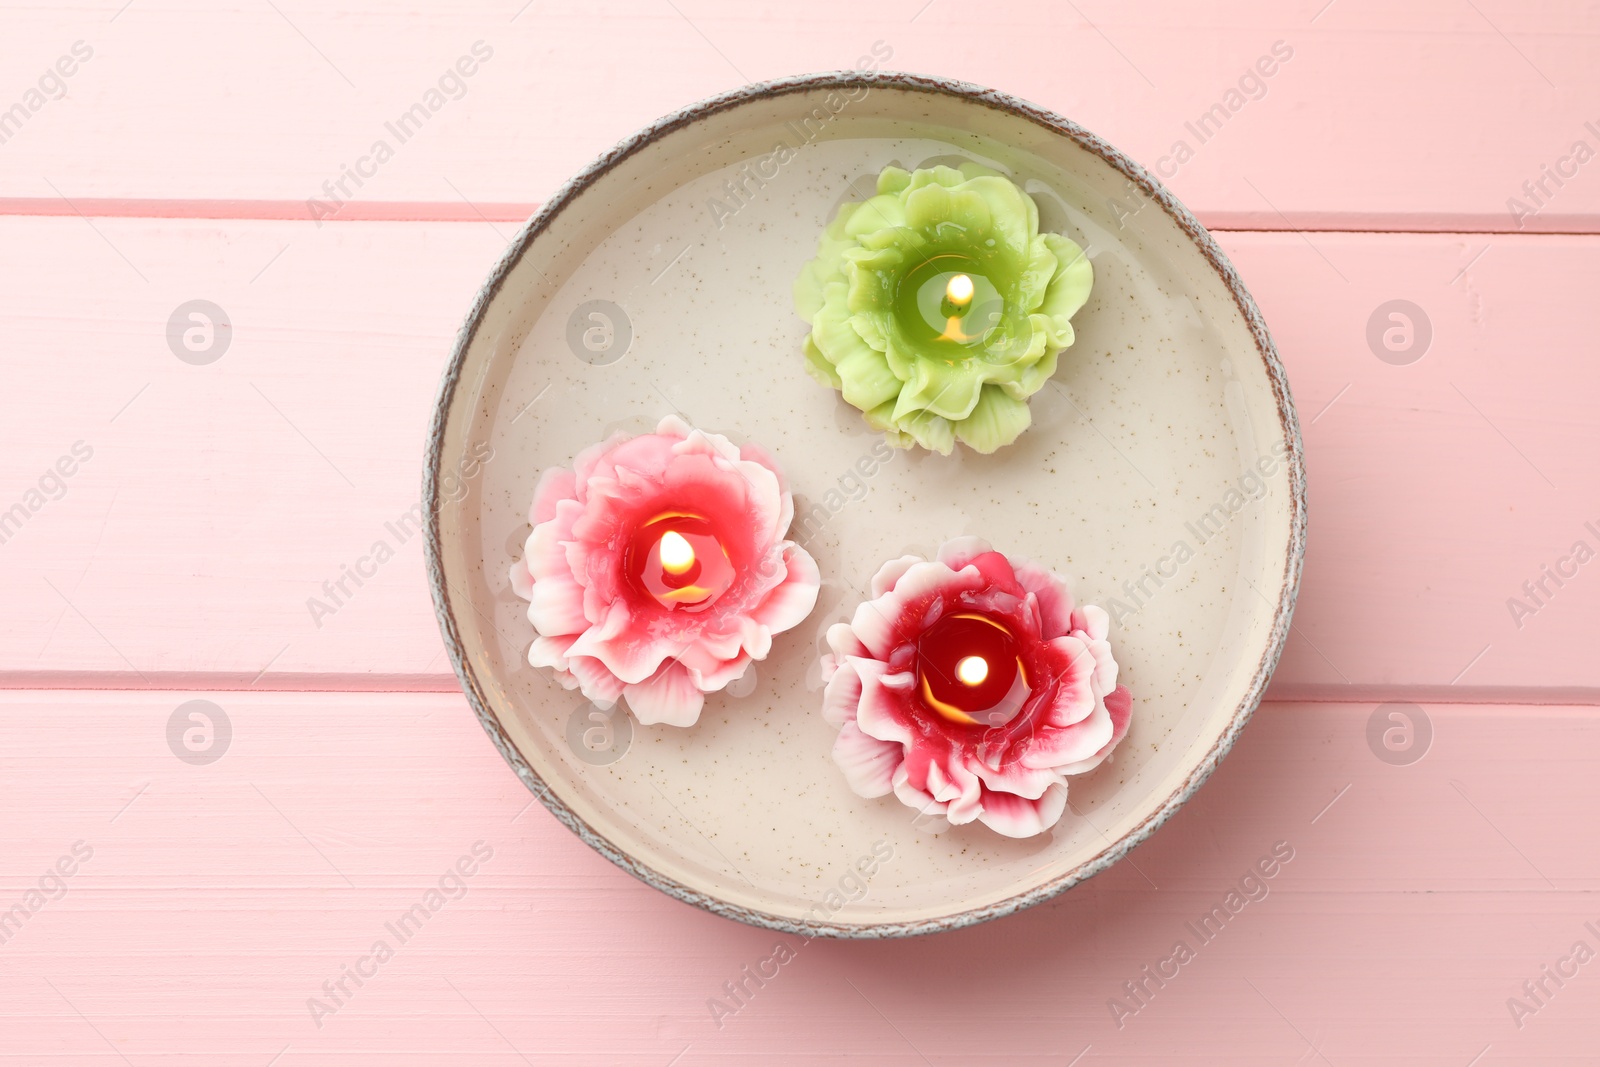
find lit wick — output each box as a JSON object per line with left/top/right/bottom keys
{"left": 945, "top": 273, "right": 974, "bottom": 309}
{"left": 659, "top": 530, "right": 695, "bottom": 575}
{"left": 939, "top": 273, "right": 979, "bottom": 343}
{"left": 915, "top": 613, "right": 1029, "bottom": 727}
{"left": 627, "top": 513, "right": 732, "bottom": 611}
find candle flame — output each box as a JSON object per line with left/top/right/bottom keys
{"left": 956, "top": 655, "right": 989, "bottom": 687}
{"left": 945, "top": 273, "right": 974, "bottom": 309}
{"left": 659, "top": 530, "right": 695, "bottom": 575}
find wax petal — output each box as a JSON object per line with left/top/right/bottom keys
{"left": 1041, "top": 233, "right": 1094, "bottom": 322}
{"left": 934, "top": 536, "right": 992, "bottom": 570}
{"left": 833, "top": 340, "right": 904, "bottom": 413}
{"left": 793, "top": 262, "right": 830, "bottom": 321}
{"left": 970, "top": 751, "right": 1061, "bottom": 800}
{"left": 527, "top": 498, "right": 583, "bottom": 581}
{"left": 802, "top": 336, "right": 843, "bottom": 389}
{"left": 751, "top": 544, "right": 822, "bottom": 636}
{"left": 508, "top": 558, "right": 534, "bottom": 601}
{"left": 671, "top": 423, "right": 744, "bottom": 465}
{"left": 967, "top": 175, "right": 1036, "bottom": 255}
{"left": 895, "top": 408, "right": 956, "bottom": 456}
{"left": 892, "top": 764, "right": 947, "bottom": 822}
{"left": 1018, "top": 234, "right": 1059, "bottom": 312}
{"left": 844, "top": 193, "right": 908, "bottom": 238}
{"left": 1003, "top": 353, "right": 1056, "bottom": 408}
{"left": 694, "top": 653, "right": 754, "bottom": 694}
{"left": 927, "top": 757, "right": 985, "bottom": 825}
{"left": 825, "top": 620, "right": 870, "bottom": 662}
{"left": 565, "top": 652, "right": 626, "bottom": 707}
{"left": 852, "top": 660, "right": 917, "bottom": 746}
{"left": 822, "top": 658, "right": 864, "bottom": 727}
{"left": 891, "top": 355, "right": 987, "bottom": 422}
{"left": 869, "top": 554, "right": 924, "bottom": 597}
{"left": 947, "top": 186, "right": 997, "bottom": 241}
{"left": 527, "top": 573, "right": 588, "bottom": 637}
{"left": 1038, "top": 635, "right": 1099, "bottom": 728}
{"left": 953, "top": 386, "right": 1032, "bottom": 455}
{"left": 850, "top": 310, "right": 890, "bottom": 353}
{"left": 528, "top": 633, "right": 578, "bottom": 675}
{"left": 674, "top": 626, "right": 747, "bottom": 681}
{"left": 844, "top": 244, "right": 903, "bottom": 313}
{"left": 814, "top": 280, "right": 901, "bottom": 412}
{"left": 1071, "top": 605, "right": 1119, "bottom": 697}
{"left": 1057, "top": 685, "right": 1133, "bottom": 776}
{"left": 977, "top": 784, "right": 1069, "bottom": 839}
{"left": 901, "top": 181, "right": 954, "bottom": 232}
{"left": 1012, "top": 558, "right": 1076, "bottom": 638}
{"left": 955, "top": 550, "right": 1022, "bottom": 596}
{"left": 848, "top": 560, "right": 978, "bottom": 658}
{"left": 832, "top": 722, "right": 901, "bottom": 798}
{"left": 1020, "top": 703, "right": 1113, "bottom": 770}
{"left": 624, "top": 661, "right": 706, "bottom": 728}
{"left": 530, "top": 465, "right": 578, "bottom": 525}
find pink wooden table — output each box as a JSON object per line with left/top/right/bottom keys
{"left": 4, "top": 1, "right": 1598, "bottom": 1062}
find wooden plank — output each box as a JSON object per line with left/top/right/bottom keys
{"left": 1228, "top": 231, "right": 1600, "bottom": 699}
{"left": 0, "top": 1, "right": 1598, "bottom": 229}
{"left": 1, "top": 693, "right": 1597, "bottom": 1062}
{"left": 2, "top": 220, "right": 1596, "bottom": 693}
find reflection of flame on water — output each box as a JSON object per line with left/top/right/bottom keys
{"left": 936, "top": 296, "right": 1008, "bottom": 347}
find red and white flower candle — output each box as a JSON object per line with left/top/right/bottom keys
{"left": 821, "top": 537, "right": 1132, "bottom": 838}
{"left": 510, "top": 416, "right": 821, "bottom": 727}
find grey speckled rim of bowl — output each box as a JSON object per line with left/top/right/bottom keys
{"left": 423, "top": 70, "right": 1308, "bottom": 939}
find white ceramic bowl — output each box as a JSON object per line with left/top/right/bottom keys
{"left": 424, "top": 72, "right": 1306, "bottom": 937}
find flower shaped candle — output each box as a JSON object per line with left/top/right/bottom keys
{"left": 794, "top": 163, "right": 1094, "bottom": 455}
{"left": 821, "top": 538, "right": 1132, "bottom": 838}
{"left": 509, "top": 415, "right": 821, "bottom": 728}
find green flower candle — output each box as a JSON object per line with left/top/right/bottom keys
{"left": 794, "top": 163, "right": 1094, "bottom": 454}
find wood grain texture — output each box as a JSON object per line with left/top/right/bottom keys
{"left": 2, "top": 694, "right": 1596, "bottom": 1063}
{"left": 0, "top": 1, "right": 1598, "bottom": 231}
{"left": 1, "top": 221, "right": 1595, "bottom": 695}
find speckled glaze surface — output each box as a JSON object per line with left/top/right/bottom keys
{"left": 424, "top": 72, "right": 1306, "bottom": 938}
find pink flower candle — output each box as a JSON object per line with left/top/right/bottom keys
{"left": 510, "top": 415, "right": 821, "bottom": 727}
{"left": 821, "top": 538, "right": 1132, "bottom": 838}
